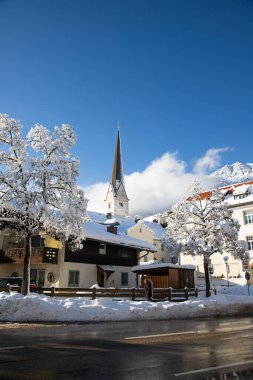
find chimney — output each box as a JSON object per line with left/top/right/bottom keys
{"left": 107, "top": 225, "right": 118, "bottom": 235}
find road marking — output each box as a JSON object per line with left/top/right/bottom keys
{"left": 174, "top": 360, "right": 253, "bottom": 377}
{"left": 0, "top": 346, "right": 25, "bottom": 351}
{"left": 125, "top": 331, "right": 197, "bottom": 340}
{"left": 125, "top": 324, "right": 253, "bottom": 341}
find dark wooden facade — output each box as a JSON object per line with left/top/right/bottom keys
{"left": 133, "top": 265, "right": 195, "bottom": 289}
{"left": 65, "top": 239, "right": 139, "bottom": 267}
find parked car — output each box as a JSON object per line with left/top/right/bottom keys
{"left": 0, "top": 277, "right": 37, "bottom": 291}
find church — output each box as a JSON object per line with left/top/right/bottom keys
{"left": 105, "top": 129, "right": 129, "bottom": 217}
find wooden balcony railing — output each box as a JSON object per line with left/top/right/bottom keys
{"left": 2, "top": 247, "right": 58, "bottom": 264}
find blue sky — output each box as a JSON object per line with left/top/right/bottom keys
{"left": 0, "top": 0, "right": 252, "bottom": 215}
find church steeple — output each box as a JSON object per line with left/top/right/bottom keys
{"left": 111, "top": 129, "right": 125, "bottom": 188}
{"left": 105, "top": 128, "right": 129, "bottom": 216}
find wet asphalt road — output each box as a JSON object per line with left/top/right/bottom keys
{"left": 1, "top": 316, "right": 253, "bottom": 379}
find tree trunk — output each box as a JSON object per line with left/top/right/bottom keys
{"left": 204, "top": 257, "right": 211, "bottom": 297}
{"left": 22, "top": 232, "right": 31, "bottom": 296}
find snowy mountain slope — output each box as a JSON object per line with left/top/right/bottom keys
{"left": 211, "top": 162, "right": 253, "bottom": 186}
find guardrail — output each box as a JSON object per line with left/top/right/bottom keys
{"left": 0, "top": 286, "right": 198, "bottom": 301}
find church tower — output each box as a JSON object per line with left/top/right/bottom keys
{"left": 105, "top": 129, "right": 129, "bottom": 216}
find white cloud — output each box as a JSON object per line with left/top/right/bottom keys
{"left": 83, "top": 150, "right": 223, "bottom": 217}
{"left": 193, "top": 148, "right": 231, "bottom": 174}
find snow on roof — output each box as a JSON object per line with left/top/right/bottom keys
{"left": 86, "top": 211, "right": 136, "bottom": 234}
{"left": 103, "top": 218, "right": 120, "bottom": 225}
{"left": 225, "top": 192, "right": 253, "bottom": 206}
{"left": 98, "top": 265, "right": 115, "bottom": 272}
{"left": 87, "top": 211, "right": 167, "bottom": 244}
{"left": 195, "top": 180, "right": 253, "bottom": 205}
{"left": 128, "top": 220, "right": 165, "bottom": 240}
{"left": 131, "top": 262, "right": 195, "bottom": 272}
{"left": 232, "top": 184, "right": 251, "bottom": 195}
{"left": 84, "top": 220, "right": 157, "bottom": 252}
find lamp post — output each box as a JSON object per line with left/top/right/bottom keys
{"left": 223, "top": 256, "right": 230, "bottom": 288}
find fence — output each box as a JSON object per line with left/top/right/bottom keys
{"left": 0, "top": 286, "right": 198, "bottom": 301}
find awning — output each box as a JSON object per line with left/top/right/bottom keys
{"left": 98, "top": 265, "right": 116, "bottom": 273}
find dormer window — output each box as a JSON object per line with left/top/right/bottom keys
{"left": 234, "top": 193, "right": 247, "bottom": 200}
{"left": 233, "top": 186, "right": 250, "bottom": 200}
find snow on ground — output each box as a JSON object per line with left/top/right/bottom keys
{"left": 1, "top": 285, "right": 253, "bottom": 323}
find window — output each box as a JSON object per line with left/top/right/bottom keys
{"left": 99, "top": 244, "right": 106, "bottom": 255}
{"left": 244, "top": 210, "right": 253, "bottom": 224}
{"left": 121, "top": 272, "right": 128, "bottom": 286}
{"left": 234, "top": 194, "right": 247, "bottom": 200}
{"left": 31, "top": 235, "right": 44, "bottom": 248}
{"left": 144, "top": 255, "right": 148, "bottom": 262}
{"left": 171, "top": 257, "right": 177, "bottom": 264}
{"left": 120, "top": 251, "right": 128, "bottom": 258}
{"left": 247, "top": 236, "right": 253, "bottom": 251}
{"left": 108, "top": 203, "right": 111, "bottom": 209}
{"left": 68, "top": 270, "right": 79, "bottom": 287}
{"left": 119, "top": 202, "right": 124, "bottom": 207}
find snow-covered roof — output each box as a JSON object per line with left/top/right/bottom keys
{"left": 195, "top": 180, "right": 253, "bottom": 207}
{"left": 128, "top": 220, "right": 165, "bottom": 240}
{"left": 87, "top": 210, "right": 166, "bottom": 240}
{"left": 131, "top": 262, "right": 195, "bottom": 273}
{"left": 232, "top": 184, "right": 250, "bottom": 196}
{"left": 84, "top": 220, "right": 157, "bottom": 252}
{"left": 86, "top": 211, "right": 136, "bottom": 234}
{"left": 98, "top": 265, "right": 115, "bottom": 272}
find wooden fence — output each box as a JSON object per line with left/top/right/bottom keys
{"left": 0, "top": 286, "right": 198, "bottom": 301}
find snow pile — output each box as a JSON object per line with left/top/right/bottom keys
{"left": 1, "top": 285, "right": 253, "bottom": 322}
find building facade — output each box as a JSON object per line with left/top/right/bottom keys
{"left": 0, "top": 221, "right": 156, "bottom": 289}
{"left": 180, "top": 181, "right": 253, "bottom": 286}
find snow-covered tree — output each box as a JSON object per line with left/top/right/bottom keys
{"left": 163, "top": 181, "right": 245, "bottom": 297}
{"left": 0, "top": 114, "right": 88, "bottom": 295}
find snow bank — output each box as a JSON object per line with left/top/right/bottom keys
{"left": 1, "top": 285, "right": 253, "bottom": 322}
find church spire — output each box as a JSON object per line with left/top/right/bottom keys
{"left": 111, "top": 129, "right": 125, "bottom": 187}
{"left": 105, "top": 128, "right": 129, "bottom": 216}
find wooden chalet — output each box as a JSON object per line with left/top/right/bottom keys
{"left": 132, "top": 262, "right": 195, "bottom": 289}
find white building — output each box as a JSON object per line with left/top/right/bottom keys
{"left": 180, "top": 180, "right": 253, "bottom": 286}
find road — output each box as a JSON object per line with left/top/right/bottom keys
{"left": 1, "top": 316, "right": 253, "bottom": 379}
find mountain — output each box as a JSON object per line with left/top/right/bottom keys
{"left": 211, "top": 162, "right": 253, "bottom": 186}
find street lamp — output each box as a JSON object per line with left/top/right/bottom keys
{"left": 223, "top": 256, "right": 230, "bottom": 287}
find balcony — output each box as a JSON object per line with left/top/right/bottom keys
{"left": 0, "top": 247, "right": 58, "bottom": 264}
